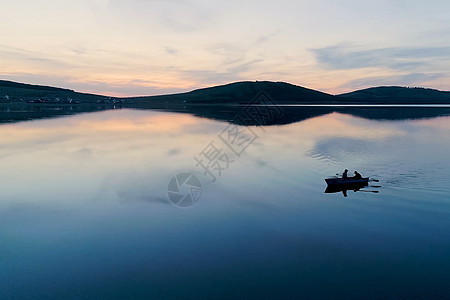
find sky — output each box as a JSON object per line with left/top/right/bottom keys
{"left": 0, "top": 0, "right": 449, "bottom": 96}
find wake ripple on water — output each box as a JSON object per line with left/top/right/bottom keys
{"left": 366, "top": 163, "right": 450, "bottom": 195}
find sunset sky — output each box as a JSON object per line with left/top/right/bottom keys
{"left": 1, "top": 0, "right": 449, "bottom": 96}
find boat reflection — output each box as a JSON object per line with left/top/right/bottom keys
{"left": 325, "top": 182, "right": 379, "bottom": 197}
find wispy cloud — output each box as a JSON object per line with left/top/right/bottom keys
{"left": 178, "top": 69, "right": 242, "bottom": 86}
{"left": 109, "top": 0, "right": 216, "bottom": 32}
{"left": 186, "top": 31, "right": 280, "bottom": 85}
{"left": 0, "top": 44, "right": 74, "bottom": 69}
{"left": 164, "top": 47, "right": 179, "bottom": 55}
{"left": 2, "top": 1, "right": 449, "bottom": 95}
{"left": 177, "top": 59, "right": 265, "bottom": 87}
{"left": 311, "top": 44, "right": 450, "bottom": 71}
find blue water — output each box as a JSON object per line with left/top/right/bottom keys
{"left": 0, "top": 108, "right": 449, "bottom": 299}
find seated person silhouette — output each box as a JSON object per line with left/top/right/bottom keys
{"left": 343, "top": 169, "right": 349, "bottom": 179}
{"left": 354, "top": 171, "right": 362, "bottom": 179}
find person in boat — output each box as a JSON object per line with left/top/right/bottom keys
{"left": 354, "top": 171, "right": 362, "bottom": 179}
{"left": 342, "top": 169, "right": 349, "bottom": 179}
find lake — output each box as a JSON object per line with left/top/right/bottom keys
{"left": 1, "top": 106, "right": 450, "bottom": 299}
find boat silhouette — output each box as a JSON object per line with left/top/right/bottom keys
{"left": 325, "top": 177, "right": 369, "bottom": 185}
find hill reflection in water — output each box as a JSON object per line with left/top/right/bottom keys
{"left": 2, "top": 102, "right": 450, "bottom": 126}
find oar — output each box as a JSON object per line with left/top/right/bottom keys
{"left": 359, "top": 190, "right": 379, "bottom": 193}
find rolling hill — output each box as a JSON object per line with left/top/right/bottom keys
{"left": 1, "top": 79, "right": 450, "bottom": 105}
{"left": 124, "top": 81, "right": 336, "bottom": 105}
{"left": 338, "top": 86, "right": 450, "bottom": 104}
{"left": 0, "top": 80, "right": 108, "bottom": 103}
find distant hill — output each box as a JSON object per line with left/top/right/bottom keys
{"left": 0, "top": 80, "right": 108, "bottom": 104}
{"left": 1, "top": 79, "right": 450, "bottom": 105}
{"left": 0, "top": 80, "right": 73, "bottom": 92}
{"left": 338, "top": 86, "right": 450, "bottom": 104}
{"left": 125, "top": 81, "right": 336, "bottom": 105}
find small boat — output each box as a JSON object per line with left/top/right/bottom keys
{"left": 325, "top": 182, "right": 368, "bottom": 194}
{"left": 325, "top": 177, "right": 369, "bottom": 185}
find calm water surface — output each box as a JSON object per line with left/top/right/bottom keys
{"left": 1, "top": 108, "right": 449, "bottom": 299}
